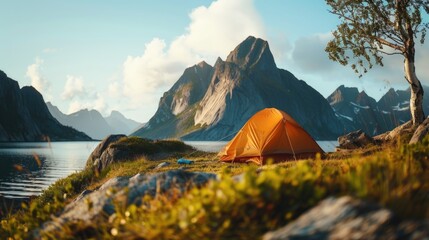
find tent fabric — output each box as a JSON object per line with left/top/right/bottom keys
{"left": 218, "top": 108, "right": 323, "bottom": 165}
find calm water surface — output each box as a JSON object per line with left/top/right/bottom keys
{"left": 0, "top": 142, "right": 99, "bottom": 199}
{"left": 0, "top": 141, "right": 337, "bottom": 199}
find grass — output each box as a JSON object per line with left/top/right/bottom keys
{"left": 1, "top": 136, "right": 429, "bottom": 239}
{"left": 110, "top": 137, "right": 195, "bottom": 157}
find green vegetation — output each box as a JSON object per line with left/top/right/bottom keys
{"left": 111, "top": 137, "right": 194, "bottom": 156}
{"left": 1, "top": 137, "right": 429, "bottom": 239}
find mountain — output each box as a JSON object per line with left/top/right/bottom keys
{"left": 133, "top": 36, "right": 343, "bottom": 140}
{"left": 47, "top": 103, "right": 142, "bottom": 139}
{"left": 47, "top": 104, "right": 112, "bottom": 140}
{"left": 0, "top": 70, "right": 91, "bottom": 141}
{"left": 105, "top": 111, "right": 142, "bottom": 134}
{"left": 327, "top": 85, "right": 429, "bottom": 136}
{"left": 133, "top": 61, "right": 213, "bottom": 139}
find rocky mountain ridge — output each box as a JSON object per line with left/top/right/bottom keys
{"left": 133, "top": 36, "right": 343, "bottom": 140}
{"left": 0, "top": 70, "right": 91, "bottom": 141}
{"left": 327, "top": 85, "right": 429, "bottom": 136}
{"left": 47, "top": 103, "right": 142, "bottom": 140}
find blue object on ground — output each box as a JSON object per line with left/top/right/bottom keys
{"left": 177, "top": 158, "right": 194, "bottom": 164}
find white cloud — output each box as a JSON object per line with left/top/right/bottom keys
{"left": 26, "top": 58, "right": 51, "bottom": 99}
{"left": 66, "top": 93, "right": 107, "bottom": 115}
{"left": 43, "top": 48, "right": 57, "bottom": 53}
{"left": 292, "top": 33, "right": 335, "bottom": 73}
{"left": 121, "top": 0, "right": 265, "bottom": 111}
{"left": 61, "top": 75, "right": 109, "bottom": 115}
{"left": 108, "top": 81, "right": 121, "bottom": 98}
{"left": 62, "top": 75, "right": 86, "bottom": 100}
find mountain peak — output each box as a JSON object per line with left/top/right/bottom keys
{"left": 197, "top": 61, "right": 210, "bottom": 68}
{"left": 327, "top": 85, "right": 360, "bottom": 106}
{"left": 110, "top": 110, "right": 124, "bottom": 118}
{"left": 226, "top": 36, "right": 276, "bottom": 70}
{"left": 0, "top": 70, "right": 7, "bottom": 79}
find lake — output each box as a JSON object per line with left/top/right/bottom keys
{"left": 0, "top": 141, "right": 337, "bottom": 200}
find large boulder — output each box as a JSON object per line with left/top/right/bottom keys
{"left": 374, "top": 121, "right": 414, "bottom": 143}
{"left": 337, "top": 130, "right": 375, "bottom": 149}
{"left": 86, "top": 134, "right": 126, "bottom": 170}
{"left": 263, "top": 196, "right": 429, "bottom": 240}
{"left": 409, "top": 117, "right": 429, "bottom": 144}
{"left": 41, "top": 170, "right": 216, "bottom": 234}
{"left": 86, "top": 135, "right": 194, "bottom": 172}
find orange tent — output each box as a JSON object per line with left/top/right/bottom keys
{"left": 219, "top": 108, "right": 323, "bottom": 165}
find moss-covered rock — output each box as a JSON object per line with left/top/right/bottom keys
{"left": 87, "top": 135, "right": 195, "bottom": 172}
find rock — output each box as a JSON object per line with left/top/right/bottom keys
{"left": 96, "top": 146, "right": 137, "bottom": 171}
{"left": 409, "top": 117, "right": 429, "bottom": 144}
{"left": 155, "top": 162, "right": 170, "bottom": 169}
{"left": 74, "top": 190, "right": 93, "bottom": 202}
{"left": 338, "top": 130, "right": 375, "bottom": 149}
{"left": 86, "top": 134, "right": 126, "bottom": 169}
{"left": 374, "top": 121, "right": 413, "bottom": 142}
{"left": 263, "top": 196, "right": 429, "bottom": 240}
{"left": 41, "top": 170, "right": 216, "bottom": 234}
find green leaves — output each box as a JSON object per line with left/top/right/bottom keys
{"left": 325, "top": 0, "right": 429, "bottom": 75}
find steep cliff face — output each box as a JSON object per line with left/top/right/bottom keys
{"left": 133, "top": 61, "right": 213, "bottom": 139}
{"left": 133, "top": 36, "right": 343, "bottom": 140}
{"left": 21, "top": 87, "right": 91, "bottom": 141}
{"left": 0, "top": 71, "right": 40, "bottom": 141}
{"left": 0, "top": 70, "right": 90, "bottom": 141}
{"left": 188, "top": 36, "right": 342, "bottom": 140}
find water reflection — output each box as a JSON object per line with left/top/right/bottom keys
{"left": 0, "top": 142, "right": 99, "bottom": 199}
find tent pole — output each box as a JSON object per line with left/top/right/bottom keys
{"left": 284, "top": 120, "right": 297, "bottom": 161}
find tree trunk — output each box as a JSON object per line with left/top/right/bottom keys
{"left": 404, "top": 58, "right": 425, "bottom": 126}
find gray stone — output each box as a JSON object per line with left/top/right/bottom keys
{"left": 338, "top": 130, "right": 375, "bottom": 149}
{"left": 41, "top": 170, "right": 216, "bottom": 234}
{"left": 263, "top": 196, "right": 429, "bottom": 240}
{"left": 86, "top": 134, "right": 126, "bottom": 169}
{"left": 98, "top": 176, "right": 130, "bottom": 191}
{"left": 74, "top": 189, "right": 93, "bottom": 203}
{"left": 374, "top": 121, "right": 413, "bottom": 142}
{"left": 410, "top": 117, "right": 429, "bottom": 144}
{"left": 155, "top": 162, "right": 170, "bottom": 169}
{"left": 96, "top": 146, "right": 137, "bottom": 172}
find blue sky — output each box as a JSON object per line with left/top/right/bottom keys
{"left": 1, "top": 0, "right": 428, "bottom": 122}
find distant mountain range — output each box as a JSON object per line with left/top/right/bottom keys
{"left": 327, "top": 85, "right": 429, "bottom": 136}
{"left": 0, "top": 70, "right": 91, "bottom": 141}
{"left": 2, "top": 36, "right": 426, "bottom": 142}
{"left": 47, "top": 103, "right": 142, "bottom": 140}
{"left": 132, "top": 36, "right": 343, "bottom": 140}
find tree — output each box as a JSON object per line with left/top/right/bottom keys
{"left": 325, "top": 0, "right": 429, "bottom": 126}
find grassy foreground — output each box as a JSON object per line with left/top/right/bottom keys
{"left": 1, "top": 137, "right": 429, "bottom": 239}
